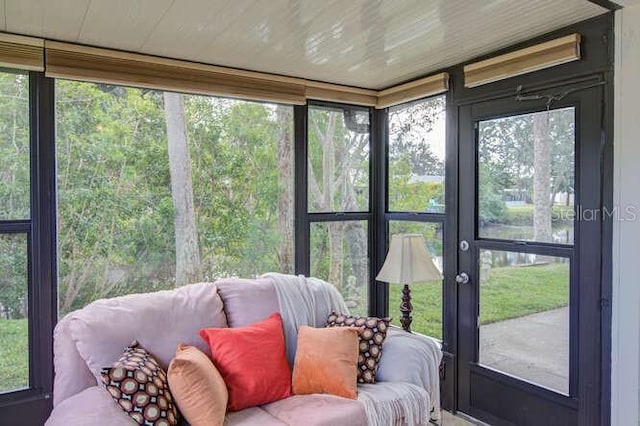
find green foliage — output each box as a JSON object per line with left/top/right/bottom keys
{"left": 0, "top": 73, "right": 30, "bottom": 319}
{"left": 478, "top": 164, "right": 506, "bottom": 224}
{"left": 477, "top": 108, "right": 575, "bottom": 225}
{"left": 0, "top": 72, "right": 30, "bottom": 220}
{"left": 389, "top": 157, "right": 444, "bottom": 212}
{"left": 0, "top": 318, "right": 28, "bottom": 392}
{"left": 53, "top": 82, "right": 295, "bottom": 314}
{"left": 56, "top": 81, "right": 176, "bottom": 313}
{"left": 0, "top": 235, "right": 28, "bottom": 319}
{"left": 503, "top": 204, "right": 575, "bottom": 226}
{"left": 388, "top": 97, "right": 445, "bottom": 212}
{"left": 307, "top": 107, "right": 369, "bottom": 212}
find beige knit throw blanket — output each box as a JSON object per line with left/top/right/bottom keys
{"left": 262, "top": 272, "right": 439, "bottom": 426}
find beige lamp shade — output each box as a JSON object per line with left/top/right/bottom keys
{"left": 376, "top": 234, "right": 443, "bottom": 285}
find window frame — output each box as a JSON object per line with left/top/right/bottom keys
{"left": 295, "top": 100, "right": 376, "bottom": 316}
{"left": 0, "top": 72, "right": 57, "bottom": 423}
{"left": 379, "top": 94, "right": 449, "bottom": 335}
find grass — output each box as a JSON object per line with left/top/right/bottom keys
{"left": 390, "top": 262, "right": 569, "bottom": 339}
{"left": 0, "top": 263, "right": 569, "bottom": 390}
{"left": 0, "top": 318, "right": 28, "bottom": 392}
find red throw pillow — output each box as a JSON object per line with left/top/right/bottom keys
{"left": 199, "top": 312, "right": 291, "bottom": 411}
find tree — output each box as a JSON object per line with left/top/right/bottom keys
{"left": 533, "top": 113, "right": 552, "bottom": 242}
{"left": 0, "top": 73, "right": 29, "bottom": 319}
{"left": 163, "top": 92, "right": 202, "bottom": 286}
{"left": 387, "top": 97, "right": 446, "bottom": 212}
{"left": 307, "top": 107, "right": 369, "bottom": 297}
{"left": 388, "top": 96, "right": 445, "bottom": 176}
{"left": 276, "top": 105, "right": 294, "bottom": 273}
{"left": 549, "top": 110, "right": 575, "bottom": 206}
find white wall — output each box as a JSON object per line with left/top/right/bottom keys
{"left": 612, "top": 4, "right": 640, "bottom": 425}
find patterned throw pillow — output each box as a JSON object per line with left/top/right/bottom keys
{"left": 326, "top": 312, "right": 390, "bottom": 384}
{"left": 101, "top": 340, "right": 179, "bottom": 426}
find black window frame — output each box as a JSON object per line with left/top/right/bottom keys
{"left": 295, "top": 100, "right": 376, "bottom": 316}
{"left": 0, "top": 72, "right": 57, "bottom": 424}
{"left": 381, "top": 94, "right": 449, "bottom": 339}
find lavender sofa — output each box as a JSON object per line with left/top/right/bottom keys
{"left": 46, "top": 278, "right": 441, "bottom": 425}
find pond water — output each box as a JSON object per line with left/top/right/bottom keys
{"left": 480, "top": 224, "right": 572, "bottom": 267}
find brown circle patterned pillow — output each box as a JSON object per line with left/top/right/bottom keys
{"left": 101, "top": 340, "right": 179, "bottom": 426}
{"left": 326, "top": 312, "right": 391, "bottom": 384}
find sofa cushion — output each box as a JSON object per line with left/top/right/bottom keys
{"left": 262, "top": 394, "right": 367, "bottom": 426}
{"left": 52, "top": 315, "right": 97, "bottom": 407}
{"left": 215, "top": 277, "right": 280, "bottom": 327}
{"left": 101, "top": 340, "right": 178, "bottom": 425}
{"left": 68, "top": 282, "right": 227, "bottom": 382}
{"left": 292, "top": 326, "right": 360, "bottom": 399}
{"left": 199, "top": 312, "right": 291, "bottom": 411}
{"left": 224, "top": 407, "right": 287, "bottom": 426}
{"left": 45, "top": 386, "right": 134, "bottom": 426}
{"left": 167, "top": 344, "right": 227, "bottom": 426}
{"left": 326, "top": 312, "right": 390, "bottom": 384}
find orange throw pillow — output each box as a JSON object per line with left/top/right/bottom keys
{"left": 199, "top": 312, "right": 291, "bottom": 411}
{"left": 167, "top": 344, "right": 227, "bottom": 426}
{"left": 292, "top": 326, "right": 360, "bottom": 399}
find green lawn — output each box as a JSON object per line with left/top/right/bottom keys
{"left": 390, "top": 262, "right": 569, "bottom": 339}
{"left": 0, "top": 318, "right": 28, "bottom": 392}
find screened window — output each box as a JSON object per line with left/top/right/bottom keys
{"left": 0, "top": 71, "right": 30, "bottom": 394}
{"left": 55, "top": 81, "right": 294, "bottom": 315}
{"left": 385, "top": 96, "right": 446, "bottom": 338}
{"left": 306, "top": 104, "right": 371, "bottom": 316}
{"left": 308, "top": 105, "right": 370, "bottom": 213}
{"left": 388, "top": 96, "right": 445, "bottom": 213}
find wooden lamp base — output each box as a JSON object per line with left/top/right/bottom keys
{"left": 399, "top": 284, "right": 413, "bottom": 332}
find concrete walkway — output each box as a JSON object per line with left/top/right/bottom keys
{"left": 479, "top": 307, "right": 569, "bottom": 394}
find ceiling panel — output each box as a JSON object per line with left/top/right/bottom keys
{"left": 79, "top": 0, "right": 174, "bottom": 51}
{"left": 2, "top": 0, "right": 608, "bottom": 89}
{"left": 0, "top": 1, "right": 5, "bottom": 32}
{"left": 6, "top": 0, "right": 90, "bottom": 41}
{"left": 141, "top": 0, "right": 258, "bottom": 66}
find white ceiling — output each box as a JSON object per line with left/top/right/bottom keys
{"left": 616, "top": 0, "right": 640, "bottom": 6}
{"left": 0, "top": 0, "right": 608, "bottom": 89}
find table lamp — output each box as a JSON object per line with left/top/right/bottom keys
{"left": 376, "top": 233, "right": 443, "bottom": 332}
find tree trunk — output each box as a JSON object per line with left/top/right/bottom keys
{"left": 321, "top": 114, "right": 336, "bottom": 210}
{"left": 163, "top": 92, "right": 201, "bottom": 286}
{"left": 276, "top": 106, "right": 294, "bottom": 273}
{"left": 345, "top": 222, "right": 367, "bottom": 285}
{"left": 533, "top": 113, "right": 552, "bottom": 242}
{"left": 328, "top": 222, "right": 344, "bottom": 290}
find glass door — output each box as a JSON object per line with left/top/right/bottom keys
{"left": 457, "top": 86, "right": 604, "bottom": 426}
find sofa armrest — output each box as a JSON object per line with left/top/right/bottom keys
{"left": 376, "top": 328, "right": 443, "bottom": 418}
{"left": 45, "top": 386, "right": 135, "bottom": 426}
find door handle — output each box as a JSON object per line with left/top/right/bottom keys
{"left": 456, "top": 272, "right": 470, "bottom": 284}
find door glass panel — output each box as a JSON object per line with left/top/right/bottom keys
{"left": 388, "top": 96, "right": 446, "bottom": 213}
{"left": 387, "top": 221, "right": 443, "bottom": 338}
{"left": 310, "top": 221, "right": 368, "bottom": 316}
{"left": 478, "top": 249, "right": 569, "bottom": 394}
{"left": 0, "top": 72, "right": 30, "bottom": 220}
{"left": 0, "top": 233, "right": 29, "bottom": 393}
{"left": 478, "top": 108, "right": 575, "bottom": 244}
{"left": 308, "top": 106, "right": 370, "bottom": 213}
